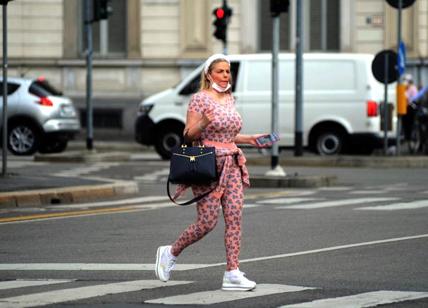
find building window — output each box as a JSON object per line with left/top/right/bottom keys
{"left": 259, "top": 0, "right": 291, "bottom": 51}
{"left": 308, "top": 0, "right": 340, "bottom": 51}
{"left": 82, "top": 0, "right": 127, "bottom": 57}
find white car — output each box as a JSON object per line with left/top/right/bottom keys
{"left": 0, "top": 77, "right": 81, "bottom": 155}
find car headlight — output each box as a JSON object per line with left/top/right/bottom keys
{"left": 138, "top": 103, "right": 153, "bottom": 115}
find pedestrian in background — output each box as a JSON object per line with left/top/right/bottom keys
{"left": 155, "top": 54, "right": 272, "bottom": 291}
{"left": 402, "top": 74, "right": 418, "bottom": 142}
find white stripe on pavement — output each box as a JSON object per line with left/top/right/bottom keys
{"left": 49, "top": 196, "right": 170, "bottom": 209}
{"left": 256, "top": 198, "right": 321, "bottom": 204}
{"left": 146, "top": 284, "right": 314, "bottom": 305}
{"left": 276, "top": 197, "right": 399, "bottom": 209}
{"left": 2, "top": 234, "right": 427, "bottom": 272}
{"left": 0, "top": 280, "right": 192, "bottom": 308}
{"left": 357, "top": 200, "right": 428, "bottom": 211}
{"left": 0, "top": 263, "right": 210, "bottom": 271}
{"left": 280, "top": 290, "right": 428, "bottom": 307}
{"left": 0, "top": 279, "right": 73, "bottom": 290}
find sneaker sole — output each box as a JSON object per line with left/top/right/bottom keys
{"left": 155, "top": 246, "right": 168, "bottom": 282}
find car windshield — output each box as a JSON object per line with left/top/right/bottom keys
{"left": 29, "top": 79, "right": 63, "bottom": 97}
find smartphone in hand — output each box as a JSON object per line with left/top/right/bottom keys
{"left": 256, "top": 133, "right": 280, "bottom": 146}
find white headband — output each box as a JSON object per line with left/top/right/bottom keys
{"left": 204, "top": 54, "right": 230, "bottom": 75}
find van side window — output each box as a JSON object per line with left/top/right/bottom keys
{"left": 0, "top": 82, "right": 20, "bottom": 96}
{"left": 179, "top": 62, "right": 240, "bottom": 96}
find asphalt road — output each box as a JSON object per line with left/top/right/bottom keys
{"left": 0, "top": 154, "right": 427, "bottom": 307}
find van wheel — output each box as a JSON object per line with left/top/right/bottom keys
{"left": 315, "top": 130, "right": 345, "bottom": 155}
{"left": 155, "top": 125, "right": 184, "bottom": 160}
{"left": 8, "top": 122, "right": 40, "bottom": 156}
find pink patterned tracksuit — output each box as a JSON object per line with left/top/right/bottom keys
{"left": 170, "top": 91, "right": 250, "bottom": 271}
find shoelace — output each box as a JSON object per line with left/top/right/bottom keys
{"left": 166, "top": 258, "right": 176, "bottom": 272}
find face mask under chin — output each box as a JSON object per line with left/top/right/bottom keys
{"left": 211, "top": 81, "right": 231, "bottom": 93}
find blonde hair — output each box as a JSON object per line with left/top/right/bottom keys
{"left": 199, "top": 59, "right": 232, "bottom": 92}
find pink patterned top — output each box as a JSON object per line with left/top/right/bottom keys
{"left": 188, "top": 91, "right": 242, "bottom": 143}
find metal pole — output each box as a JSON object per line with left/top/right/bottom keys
{"left": 223, "top": 0, "right": 228, "bottom": 55}
{"left": 85, "top": 0, "right": 94, "bottom": 150}
{"left": 2, "top": 3, "right": 8, "bottom": 177}
{"left": 396, "top": 0, "right": 402, "bottom": 155}
{"left": 294, "top": 0, "right": 303, "bottom": 156}
{"left": 383, "top": 54, "right": 389, "bottom": 155}
{"left": 271, "top": 14, "right": 280, "bottom": 169}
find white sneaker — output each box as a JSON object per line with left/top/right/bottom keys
{"left": 155, "top": 245, "right": 176, "bottom": 282}
{"left": 222, "top": 269, "right": 256, "bottom": 291}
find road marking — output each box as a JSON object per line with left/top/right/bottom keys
{"left": 246, "top": 190, "right": 317, "bottom": 200}
{"left": 0, "top": 280, "right": 192, "bottom": 308}
{"left": 280, "top": 290, "right": 428, "bottom": 307}
{"left": 52, "top": 163, "right": 121, "bottom": 177}
{"left": 0, "top": 279, "right": 73, "bottom": 290}
{"left": 0, "top": 263, "right": 211, "bottom": 271}
{"left": 317, "top": 186, "right": 352, "bottom": 191}
{"left": 256, "top": 197, "right": 320, "bottom": 205}
{"left": 349, "top": 190, "right": 387, "bottom": 195}
{"left": 134, "top": 168, "right": 169, "bottom": 181}
{"left": 0, "top": 202, "right": 174, "bottom": 224}
{"left": 357, "top": 199, "right": 428, "bottom": 210}
{"left": 276, "top": 197, "right": 399, "bottom": 209}
{"left": 49, "top": 196, "right": 170, "bottom": 209}
{"left": 145, "top": 284, "right": 314, "bottom": 305}
{"left": 2, "top": 234, "right": 426, "bottom": 272}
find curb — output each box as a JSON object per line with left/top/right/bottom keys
{"left": 0, "top": 181, "right": 139, "bottom": 208}
{"left": 251, "top": 174, "right": 337, "bottom": 188}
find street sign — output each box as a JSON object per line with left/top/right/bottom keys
{"left": 386, "top": 0, "right": 416, "bottom": 9}
{"left": 398, "top": 41, "right": 406, "bottom": 76}
{"left": 372, "top": 50, "right": 398, "bottom": 84}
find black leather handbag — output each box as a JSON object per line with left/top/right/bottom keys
{"left": 167, "top": 145, "right": 218, "bottom": 206}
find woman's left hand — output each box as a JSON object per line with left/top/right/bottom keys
{"left": 251, "top": 134, "right": 271, "bottom": 148}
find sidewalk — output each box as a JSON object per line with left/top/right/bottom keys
{"left": 1, "top": 141, "right": 428, "bottom": 208}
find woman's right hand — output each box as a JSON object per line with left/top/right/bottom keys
{"left": 200, "top": 106, "right": 215, "bottom": 129}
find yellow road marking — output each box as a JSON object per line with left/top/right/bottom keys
{"left": 0, "top": 206, "right": 141, "bottom": 223}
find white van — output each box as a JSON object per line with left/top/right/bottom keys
{"left": 135, "top": 53, "right": 396, "bottom": 159}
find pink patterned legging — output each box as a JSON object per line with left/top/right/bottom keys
{"left": 170, "top": 164, "right": 244, "bottom": 271}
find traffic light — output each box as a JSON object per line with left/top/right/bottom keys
{"left": 93, "top": 0, "right": 113, "bottom": 22}
{"left": 213, "top": 4, "right": 232, "bottom": 43}
{"left": 270, "top": 0, "right": 289, "bottom": 17}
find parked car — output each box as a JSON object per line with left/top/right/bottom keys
{"left": 0, "top": 76, "right": 80, "bottom": 155}
{"left": 135, "top": 53, "right": 396, "bottom": 159}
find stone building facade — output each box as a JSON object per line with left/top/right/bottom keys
{"left": 1, "top": 0, "right": 427, "bottom": 137}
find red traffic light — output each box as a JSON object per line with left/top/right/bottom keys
{"left": 215, "top": 8, "right": 225, "bottom": 19}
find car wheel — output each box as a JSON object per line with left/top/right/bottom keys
{"left": 154, "top": 125, "right": 184, "bottom": 160}
{"left": 8, "top": 122, "right": 40, "bottom": 155}
{"left": 39, "top": 139, "right": 68, "bottom": 154}
{"left": 315, "top": 130, "right": 345, "bottom": 155}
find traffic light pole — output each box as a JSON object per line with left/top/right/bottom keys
{"left": 266, "top": 13, "right": 285, "bottom": 177}
{"left": 1, "top": 2, "right": 8, "bottom": 177}
{"left": 395, "top": 0, "right": 402, "bottom": 155}
{"left": 294, "top": 0, "right": 303, "bottom": 156}
{"left": 84, "top": 0, "right": 94, "bottom": 151}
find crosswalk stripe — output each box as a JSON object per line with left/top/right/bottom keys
{"left": 357, "top": 199, "right": 428, "bottom": 211}
{"left": 145, "top": 284, "right": 314, "bottom": 305}
{"left": 279, "top": 290, "right": 428, "bottom": 307}
{"left": 0, "top": 279, "right": 73, "bottom": 290}
{"left": 276, "top": 197, "right": 399, "bottom": 209}
{"left": 0, "top": 280, "right": 192, "bottom": 308}
{"left": 256, "top": 197, "right": 321, "bottom": 204}
{"left": 0, "top": 263, "right": 210, "bottom": 271}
